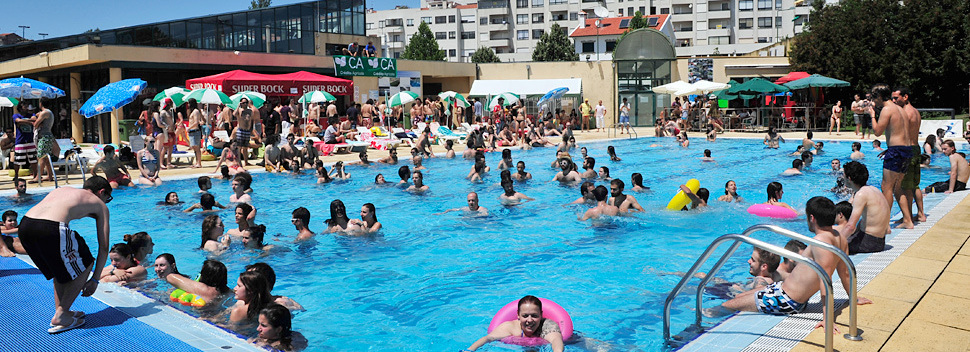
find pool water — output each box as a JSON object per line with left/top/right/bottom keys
{"left": 0, "top": 136, "right": 957, "bottom": 351}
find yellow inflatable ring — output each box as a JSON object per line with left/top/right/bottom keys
{"left": 666, "top": 179, "right": 700, "bottom": 210}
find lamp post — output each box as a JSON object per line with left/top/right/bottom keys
{"left": 38, "top": 33, "right": 48, "bottom": 39}
{"left": 18, "top": 25, "right": 29, "bottom": 39}
{"left": 594, "top": 19, "right": 601, "bottom": 61}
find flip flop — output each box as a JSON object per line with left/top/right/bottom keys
{"left": 48, "top": 316, "right": 85, "bottom": 334}
{"left": 49, "top": 311, "right": 86, "bottom": 327}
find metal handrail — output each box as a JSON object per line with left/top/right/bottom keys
{"left": 46, "top": 153, "right": 58, "bottom": 188}
{"left": 608, "top": 123, "right": 637, "bottom": 139}
{"left": 698, "top": 224, "right": 861, "bottom": 341}
{"left": 662, "top": 234, "right": 836, "bottom": 352}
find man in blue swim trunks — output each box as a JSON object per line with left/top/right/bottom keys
{"left": 707, "top": 197, "right": 871, "bottom": 328}
{"left": 869, "top": 84, "right": 912, "bottom": 216}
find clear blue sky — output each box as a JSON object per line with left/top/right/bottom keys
{"left": 0, "top": 0, "right": 418, "bottom": 40}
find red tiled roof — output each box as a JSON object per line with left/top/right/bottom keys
{"left": 569, "top": 15, "right": 668, "bottom": 37}
{"left": 456, "top": 4, "right": 478, "bottom": 9}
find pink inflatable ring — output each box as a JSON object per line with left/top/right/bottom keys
{"left": 747, "top": 204, "right": 798, "bottom": 219}
{"left": 487, "top": 297, "right": 574, "bottom": 346}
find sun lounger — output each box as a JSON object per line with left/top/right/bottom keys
{"left": 437, "top": 126, "right": 467, "bottom": 140}
{"left": 356, "top": 127, "right": 401, "bottom": 150}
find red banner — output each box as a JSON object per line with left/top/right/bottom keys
{"left": 185, "top": 70, "right": 353, "bottom": 96}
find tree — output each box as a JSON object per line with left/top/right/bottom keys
{"left": 532, "top": 23, "right": 578, "bottom": 62}
{"left": 402, "top": 22, "right": 446, "bottom": 61}
{"left": 619, "top": 11, "right": 648, "bottom": 42}
{"left": 249, "top": 0, "right": 272, "bottom": 9}
{"left": 789, "top": 0, "right": 970, "bottom": 111}
{"left": 471, "top": 46, "right": 501, "bottom": 63}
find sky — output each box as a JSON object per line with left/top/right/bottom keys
{"left": 0, "top": 0, "right": 419, "bottom": 40}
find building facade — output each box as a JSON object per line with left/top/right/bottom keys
{"left": 366, "top": 0, "right": 811, "bottom": 61}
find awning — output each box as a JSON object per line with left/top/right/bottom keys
{"left": 468, "top": 78, "right": 582, "bottom": 97}
{"left": 185, "top": 70, "right": 353, "bottom": 96}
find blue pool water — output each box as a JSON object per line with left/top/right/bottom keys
{"left": 0, "top": 137, "right": 958, "bottom": 351}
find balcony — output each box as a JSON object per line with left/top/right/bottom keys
{"left": 708, "top": 9, "right": 732, "bottom": 19}
{"left": 706, "top": 27, "right": 732, "bottom": 37}
{"left": 671, "top": 13, "right": 694, "bottom": 23}
{"left": 387, "top": 41, "right": 404, "bottom": 49}
{"left": 386, "top": 26, "right": 405, "bottom": 33}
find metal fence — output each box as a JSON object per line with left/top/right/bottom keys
{"left": 661, "top": 105, "right": 828, "bottom": 132}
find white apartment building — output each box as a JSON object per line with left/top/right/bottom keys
{"left": 365, "top": 0, "right": 812, "bottom": 61}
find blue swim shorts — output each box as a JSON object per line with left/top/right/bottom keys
{"left": 882, "top": 145, "right": 912, "bottom": 174}
{"left": 755, "top": 282, "right": 806, "bottom": 315}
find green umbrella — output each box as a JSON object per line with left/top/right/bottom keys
{"left": 388, "top": 91, "right": 420, "bottom": 108}
{"left": 228, "top": 91, "right": 266, "bottom": 109}
{"left": 438, "top": 91, "right": 470, "bottom": 107}
{"left": 298, "top": 91, "right": 336, "bottom": 104}
{"left": 783, "top": 74, "right": 851, "bottom": 90}
{"left": 153, "top": 87, "right": 190, "bottom": 107}
{"left": 488, "top": 92, "right": 520, "bottom": 109}
{"left": 715, "top": 80, "right": 741, "bottom": 100}
{"left": 728, "top": 78, "right": 790, "bottom": 95}
{"left": 0, "top": 97, "right": 18, "bottom": 108}
{"left": 185, "top": 88, "right": 231, "bottom": 105}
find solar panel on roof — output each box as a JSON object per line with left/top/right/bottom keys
{"left": 619, "top": 19, "right": 630, "bottom": 28}
{"left": 648, "top": 17, "right": 659, "bottom": 26}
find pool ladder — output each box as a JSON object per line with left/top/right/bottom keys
{"left": 662, "top": 224, "right": 862, "bottom": 352}
{"left": 608, "top": 123, "right": 637, "bottom": 139}
{"left": 46, "top": 147, "right": 86, "bottom": 188}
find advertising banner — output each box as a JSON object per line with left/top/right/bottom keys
{"left": 334, "top": 55, "right": 398, "bottom": 77}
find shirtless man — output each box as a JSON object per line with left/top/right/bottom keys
{"left": 234, "top": 98, "right": 255, "bottom": 166}
{"left": 708, "top": 197, "right": 871, "bottom": 327}
{"left": 229, "top": 173, "right": 252, "bottom": 204}
{"left": 378, "top": 148, "right": 398, "bottom": 164}
{"left": 225, "top": 203, "right": 254, "bottom": 239}
{"left": 801, "top": 131, "right": 815, "bottom": 153}
{"left": 435, "top": 192, "right": 489, "bottom": 216}
{"left": 923, "top": 140, "right": 969, "bottom": 194}
{"left": 580, "top": 157, "right": 597, "bottom": 179}
{"left": 90, "top": 145, "right": 134, "bottom": 188}
{"left": 279, "top": 134, "right": 300, "bottom": 168}
{"left": 840, "top": 161, "right": 891, "bottom": 254}
{"left": 326, "top": 101, "right": 338, "bottom": 119}
{"left": 763, "top": 127, "right": 785, "bottom": 149}
{"left": 552, "top": 158, "right": 582, "bottom": 184}
{"left": 499, "top": 179, "right": 534, "bottom": 206}
{"left": 607, "top": 179, "right": 644, "bottom": 213}
{"left": 19, "top": 176, "right": 112, "bottom": 333}
{"left": 156, "top": 99, "right": 176, "bottom": 169}
{"left": 851, "top": 94, "right": 863, "bottom": 136}
{"left": 782, "top": 159, "right": 804, "bottom": 176}
{"left": 411, "top": 156, "right": 426, "bottom": 171}
{"left": 870, "top": 84, "right": 912, "bottom": 218}
{"left": 849, "top": 142, "right": 865, "bottom": 160}
{"left": 406, "top": 170, "right": 429, "bottom": 193}
{"left": 579, "top": 186, "right": 619, "bottom": 221}
{"left": 186, "top": 98, "right": 204, "bottom": 168}
{"left": 511, "top": 161, "right": 532, "bottom": 181}
{"left": 893, "top": 87, "right": 926, "bottom": 228}
{"left": 292, "top": 207, "right": 315, "bottom": 241}
{"left": 361, "top": 99, "right": 375, "bottom": 128}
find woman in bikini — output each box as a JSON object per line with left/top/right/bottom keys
{"left": 136, "top": 137, "right": 163, "bottom": 186}
{"left": 765, "top": 181, "right": 795, "bottom": 211}
{"left": 213, "top": 140, "right": 244, "bottom": 176}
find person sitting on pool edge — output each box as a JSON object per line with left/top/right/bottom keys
{"left": 90, "top": 145, "right": 135, "bottom": 188}
{"left": 406, "top": 170, "right": 429, "bottom": 193}
{"left": 99, "top": 243, "right": 148, "bottom": 284}
{"left": 840, "top": 161, "right": 891, "bottom": 254}
{"left": 465, "top": 295, "right": 564, "bottom": 352}
{"left": 782, "top": 159, "right": 804, "bottom": 176}
{"left": 608, "top": 179, "right": 644, "bottom": 213}
{"left": 580, "top": 185, "right": 619, "bottom": 221}
{"left": 435, "top": 192, "right": 489, "bottom": 216}
{"left": 765, "top": 182, "right": 795, "bottom": 211}
{"left": 705, "top": 197, "right": 872, "bottom": 328}
{"left": 250, "top": 303, "right": 308, "bottom": 352}
{"left": 183, "top": 193, "right": 227, "bottom": 213}
{"left": 717, "top": 180, "right": 742, "bottom": 203}
{"left": 923, "top": 140, "right": 969, "bottom": 194}
{"left": 292, "top": 207, "right": 314, "bottom": 241}
{"left": 776, "top": 240, "right": 807, "bottom": 280}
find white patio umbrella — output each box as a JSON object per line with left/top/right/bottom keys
{"left": 651, "top": 80, "right": 693, "bottom": 95}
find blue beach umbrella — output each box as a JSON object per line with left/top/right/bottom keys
{"left": 79, "top": 79, "right": 148, "bottom": 118}
{"left": 0, "top": 76, "right": 66, "bottom": 99}
{"left": 537, "top": 87, "right": 569, "bottom": 106}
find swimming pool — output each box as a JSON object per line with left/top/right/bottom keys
{"left": 0, "top": 136, "right": 957, "bottom": 351}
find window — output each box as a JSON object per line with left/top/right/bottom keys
{"left": 651, "top": 6, "right": 657, "bottom": 14}
{"left": 390, "top": 35, "right": 402, "bottom": 42}
{"left": 461, "top": 15, "right": 474, "bottom": 23}
{"left": 517, "top": 30, "right": 529, "bottom": 39}
{"left": 517, "top": 0, "right": 528, "bottom": 8}
{"left": 533, "top": 0, "right": 544, "bottom": 7}
{"left": 739, "top": 18, "right": 753, "bottom": 29}
{"left": 570, "top": 12, "right": 578, "bottom": 20}
{"left": 758, "top": 37, "right": 771, "bottom": 43}
{"left": 449, "top": 15, "right": 456, "bottom": 23}
{"left": 776, "top": 16, "right": 782, "bottom": 27}
{"left": 480, "top": 17, "right": 487, "bottom": 25}
{"left": 449, "top": 31, "right": 456, "bottom": 39}
{"left": 661, "top": 8, "right": 670, "bottom": 14}
{"left": 758, "top": 0, "right": 771, "bottom": 9}
{"left": 794, "top": 15, "right": 806, "bottom": 25}
{"left": 618, "top": 9, "right": 624, "bottom": 15}
{"left": 449, "top": 49, "right": 456, "bottom": 57}
{"left": 517, "top": 14, "right": 529, "bottom": 24}
{"left": 776, "top": 0, "right": 783, "bottom": 8}
{"left": 709, "top": 36, "right": 730, "bottom": 45}
{"left": 462, "top": 31, "right": 475, "bottom": 39}
{"left": 480, "top": 0, "right": 508, "bottom": 8}
{"left": 739, "top": 0, "right": 753, "bottom": 10}
{"left": 758, "top": 17, "right": 772, "bottom": 28}
{"left": 582, "top": 41, "right": 594, "bottom": 53}
{"left": 605, "top": 40, "right": 617, "bottom": 52}
{"left": 640, "top": 6, "right": 646, "bottom": 14}
{"left": 366, "top": 23, "right": 373, "bottom": 30}
{"left": 435, "top": 32, "right": 446, "bottom": 39}
{"left": 435, "top": 16, "right": 447, "bottom": 24}
{"left": 551, "top": 0, "right": 567, "bottom": 4}
{"left": 532, "top": 13, "right": 544, "bottom": 23}
{"left": 532, "top": 29, "right": 544, "bottom": 39}
{"left": 422, "top": 17, "right": 432, "bottom": 24}
{"left": 407, "top": 19, "right": 414, "bottom": 26}
{"left": 464, "top": 49, "right": 475, "bottom": 57}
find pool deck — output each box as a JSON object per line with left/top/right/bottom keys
{"left": 1, "top": 127, "right": 968, "bottom": 351}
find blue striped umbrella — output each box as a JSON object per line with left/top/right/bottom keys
{"left": 0, "top": 76, "right": 66, "bottom": 99}
{"left": 79, "top": 79, "right": 148, "bottom": 118}
{"left": 537, "top": 87, "right": 569, "bottom": 106}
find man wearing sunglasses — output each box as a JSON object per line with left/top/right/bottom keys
{"left": 18, "top": 175, "right": 113, "bottom": 334}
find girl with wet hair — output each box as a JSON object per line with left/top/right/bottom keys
{"left": 229, "top": 271, "right": 273, "bottom": 324}
{"left": 765, "top": 181, "right": 795, "bottom": 210}
{"left": 325, "top": 199, "right": 351, "bottom": 233}
{"left": 100, "top": 243, "right": 148, "bottom": 283}
{"left": 124, "top": 232, "right": 154, "bottom": 264}
{"left": 630, "top": 173, "right": 649, "bottom": 192}
{"left": 251, "top": 304, "right": 308, "bottom": 351}
{"left": 466, "top": 295, "right": 564, "bottom": 352}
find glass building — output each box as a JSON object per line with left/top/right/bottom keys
{"left": 0, "top": 0, "right": 365, "bottom": 61}
{"left": 613, "top": 28, "right": 676, "bottom": 127}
